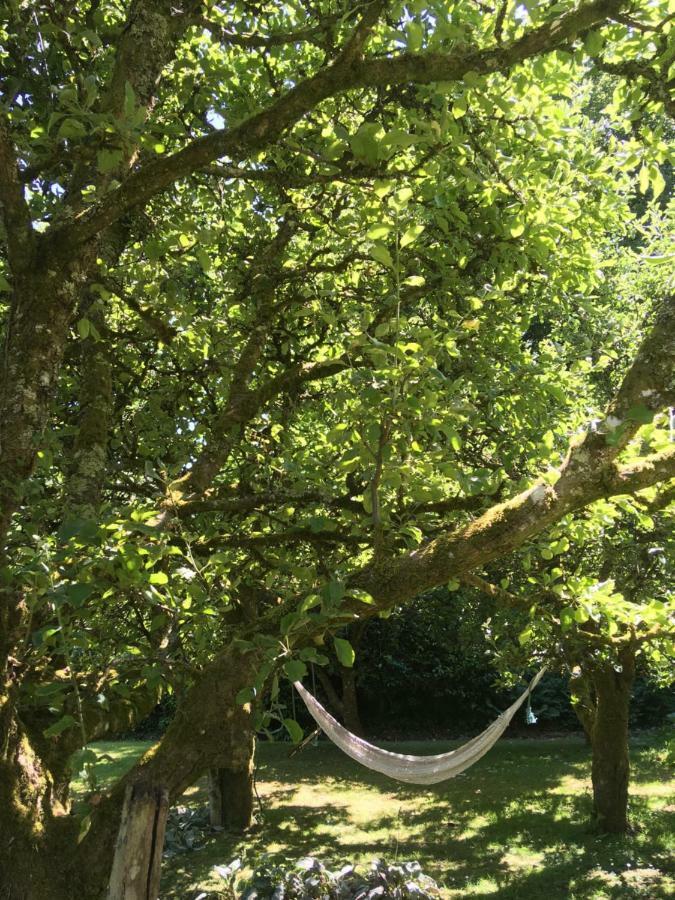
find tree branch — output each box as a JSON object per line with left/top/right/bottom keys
{"left": 345, "top": 295, "right": 675, "bottom": 608}
{"left": 47, "top": 0, "right": 628, "bottom": 250}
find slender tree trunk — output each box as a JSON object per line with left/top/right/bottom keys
{"left": 570, "top": 669, "right": 596, "bottom": 745}
{"left": 339, "top": 664, "right": 364, "bottom": 736}
{"left": 588, "top": 649, "right": 636, "bottom": 834}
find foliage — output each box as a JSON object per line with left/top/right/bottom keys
{"left": 226, "top": 856, "right": 440, "bottom": 900}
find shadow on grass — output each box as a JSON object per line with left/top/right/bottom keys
{"left": 155, "top": 735, "right": 673, "bottom": 899}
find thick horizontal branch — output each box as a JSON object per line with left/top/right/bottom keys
{"left": 345, "top": 291, "right": 675, "bottom": 608}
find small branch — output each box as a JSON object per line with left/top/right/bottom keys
{"left": 494, "top": 0, "right": 509, "bottom": 44}
{"left": 200, "top": 15, "right": 340, "bottom": 50}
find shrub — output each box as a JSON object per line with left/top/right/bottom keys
{"left": 204, "top": 857, "right": 440, "bottom": 899}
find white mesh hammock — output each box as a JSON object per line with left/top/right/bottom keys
{"left": 293, "top": 667, "right": 546, "bottom": 785}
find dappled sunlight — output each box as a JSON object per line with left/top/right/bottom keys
{"left": 69, "top": 736, "right": 674, "bottom": 898}
{"left": 119, "top": 734, "right": 673, "bottom": 898}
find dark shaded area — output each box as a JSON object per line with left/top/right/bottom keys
{"left": 133, "top": 589, "right": 674, "bottom": 742}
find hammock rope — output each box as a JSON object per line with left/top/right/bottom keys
{"left": 293, "top": 667, "right": 546, "bottom": 785}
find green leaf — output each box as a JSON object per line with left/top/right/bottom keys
{"left": 283, "top": 659, "right": 307, "bottom": 682}
{"left": 327, "top": 580, "right": 345, "bottom": 603}
{"left": 44, "top": 715, "right": 78, "bottom": 738}
{"left": 77, "top": 813, "right": 93, "bottom": 845}
{"left": 583, "top": 31, "right": 604, "bottom": 56}
{"left": 373, "top": 179, "right": 394, "bottom": 198}
{"left": 349, "top": 588, "right": 375, "bottom": 605}
{"left": 148, "top": 571, "right": 168, "bottom": 585}
{"left": 650, "top": 166, "right": 666, "bottom": 199}
{"left": 236, "top": 686, "right": 256, "bottom": 705}
{"left": 560, "top": 607, "right": 575, "bottom": 630}
{"left": 334, "top": 636, "right": 355, "bottom": 668}
{"left": 452, "top": 95, "right": 468, "bottom": 119}
{"left": 638, "top": 165, "right": 649, "bottom": 194}
{"left": 367, "top": 224, "right": 392, "bottom": 240}
{"left": 370, "top": 243, "right": 394, "bottom": 268}
{"left": 58, "top": 118, "right": 87, "bottom": 140}
{"left": 52, "top": 582, "right": 95, "bottom": 608}
{"left": 350, "top": 123, "right": 382, "bottom": 165}
{"left": 280, "top": 611, "right": 307, "bottom": 634}
{"left": 77, "top": 318, "right": 91, "bottom": 339}
{"left": 518, "top": 627, "right": 533, "bottom": 646}
{"left": 406, "top": 21, "right": 424, "bottom": 52}
{"left": 283, "top": 717, "right": 304, "bottom": 743}
{"left": 400, "top": 225, "right": 425, "bottom": 248}
{"left": 626, "top": 404, "right": 654, "bottom": 425}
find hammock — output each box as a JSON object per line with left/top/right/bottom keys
{"left": 293, "top": 667, "right": 546, "bottom": 785}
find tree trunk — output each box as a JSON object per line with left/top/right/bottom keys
{"left": 589, "top": 649, "right": 635, "bottom": 834}
{"left": 208, "top": 761, "right": 254, "bottom": 831}
{"left": 0, "top": 708, "right": 76, "bottom": 900}
{"left": 340, "top": 664, "right": 364, "bottom": 736}
{"left": 569, "top": 669, "right": 596, "bottom": 745}
{"left": 106, "top": 783, "right": 169, "bottom": 900}
{"left": 207, "top": 725, "right": 255, "bottom": 831}
{"left": 67, "top": 645, "right": 261, "bottom": 900}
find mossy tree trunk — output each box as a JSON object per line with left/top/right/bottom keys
{"left": 588, "top": 648, "right": 636, "bottom": 834}
{"left": 208, "top": 756, "right": 255, "bottom": 832}
{"left": 75, "top": 645, "right": 262, "bottom": 900}
{"left": 207, "top": 702, "right": 256, "bottom": 834}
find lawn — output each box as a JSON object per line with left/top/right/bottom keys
{"left": 77, "top": 731, "right": 674, "bottom": 899}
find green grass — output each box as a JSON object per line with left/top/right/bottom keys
{"left": 78, "top": 732, "right": 674, "bottom": 899}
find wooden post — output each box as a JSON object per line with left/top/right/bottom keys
{"left": 107, "top": 782, "right": 169, "bottom": 900}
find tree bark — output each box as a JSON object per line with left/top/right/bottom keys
{"left": 339, "top": 665, "right": 364, "bottom": 736}
{"left": 589, "top": 649, "right": 636, "bottom": 834}
{"left": 570, "top": 669, "right": 596, "bottom": 745}
{"left": 207, "top": 760, "right": 254, "bottom": 832}
{"left": 107, "top": 783, "right": 169, "bottom": 900}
